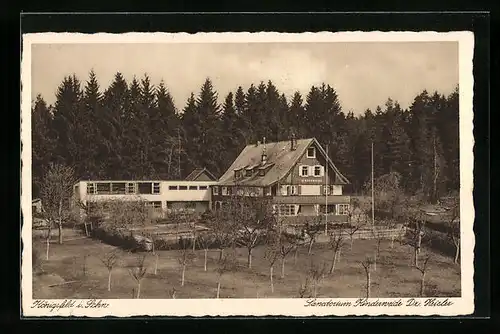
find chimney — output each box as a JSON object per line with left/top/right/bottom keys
{"left": 261, "top": 145, "right": 267, "bottom": 166}
{"left": 290, "top": 132, "right": 297, "bottom": 151}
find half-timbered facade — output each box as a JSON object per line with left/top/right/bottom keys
{"left": 212, "top": 134, "right": 351, "bottom": 223}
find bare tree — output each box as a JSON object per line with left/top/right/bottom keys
{"left": 196, "top": 233, "right": 215, "bottom": 272}
{"left": 128, "top": 255, "right": 148, "bottom": 299}
{"left": 40, "top": 163, "right": 77, "bottom": 245}
{"left": 328, "top": 228, "right": 345, "bottom": 274}
{"left": 361, "top": 256, "right": 374, "bottom": 299}
{"left": 178, "top": 245, "right": 196, "bottom": 287}
{"left": 210, "top": 210, "right": 235, "bottom": 261}
{"left": 42, "top": 220, "right": 53, "bottom": 260}
{"left": 298, "top": 276, "right": 312, "bottom": 298}
{"left": 401, "top": 205, "right": 427, "bottom": 267}
{"left": 346, "top": 198, "right": 365, "bottom": 250}
{"left": 306, "top": 260, "right": 328, "bottom": 298}
{"left": 279, "top": 232, "right": 299, "bottom": 279}
{"left": 214, "top": 250, "right": 238, "bottom": 298}
{"left": 303, "top": 218, "right": 322, "bottom": 255}
{"left": 264, "top": 240, "right": 281, "bottom": 294}
{"left": 170, "top": 287, "right": 177, "bottom": 299}
{"left": 415, "top": 254, "right": 431, "bottom": 297}
{"left": 99, "top": 250, "right": 120, "bottom": 292}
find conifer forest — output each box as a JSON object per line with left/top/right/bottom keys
{"left": 31, "top": 71, "right": 459, "bottom": 202}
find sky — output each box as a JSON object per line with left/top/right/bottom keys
{"left": 31, "top": 42, "right": 458, "bottom": 114}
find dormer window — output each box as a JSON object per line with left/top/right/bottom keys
{"left": 235, "top": 170, "right": 242, "bottom": 179}
{"left": 245, "top": 169, "right": 253, "bottom": 177}
{"left": 259, "top": 169, "right": 265, "bottom": 176}
{"left": 307, "top": 147, "right": 316, "bottom": 158}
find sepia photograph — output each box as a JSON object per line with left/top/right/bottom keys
{"left": 21, "top": 31, "right": 474, "bottom": 317}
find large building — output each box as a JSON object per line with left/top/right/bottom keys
{"left": 72, "top": 136, "right": 351, "bottom": 223}
{"left": 72, "top": 168, "right": 218, "bottom": 218}
{"left": 212, "top": 135, "right": 351, "bottom": 223}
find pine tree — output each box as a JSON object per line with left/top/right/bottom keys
{"left": 220, "top": 92, "right": 242, "bottom": 171}
{"left": 181, "top": 93, "right": 199, "bottom": 178}
{"left": 100, "top": 72, "right": 130, "bottom": 179}
{"left": 155, "top": 81, "right": 181, "bottom": 179}
{"left": 80, "top": 70, "right": 103, "bottom": 179}
{"left": 195, "top": 78, "right": 222, "bottom": 175}
{"left": 51, "top": 75, "right": 83, "bottom": 169}
{"left": 32, "top": 95, "right": 56, "bottom": 197}
{"left": 242, "top": 84, "right": 258, "bottom": 143}
{"left": 289, "top": 91, "right": 304, "bottom": 137}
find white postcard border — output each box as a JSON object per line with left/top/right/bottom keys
{"left": 21, "top": 31, "right": 475, "bottom": 317}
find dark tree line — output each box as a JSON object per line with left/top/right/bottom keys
{"left": 32, "top": 70, "right": 459, "bottom": 202}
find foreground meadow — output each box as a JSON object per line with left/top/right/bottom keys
{"left": 31, "top": 228, "right": 460, "bottom": 299}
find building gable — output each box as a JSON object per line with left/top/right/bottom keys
{"left": 217, "top": 137, "right": 349, "bottom": 187}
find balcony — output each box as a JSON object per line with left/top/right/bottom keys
{"left": 273, "top": 195, "right": 350, "bottom": 205}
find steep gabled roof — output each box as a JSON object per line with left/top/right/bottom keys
{"left": 184, "top": 168, "right": 218, "bottom": 181}
{"left": 217, "top": 137, "right": 349, "bottom": 186}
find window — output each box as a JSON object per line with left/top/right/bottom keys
{"left": 96, "top": 182, "right": 111, "bottom": 194}
{"left": 323, "top": 185, "right": 330, "bottom": 195}
{"left": 235, "top": 170, "right": 241, "bottom": 179}
{"left": 314, "top": 166, "right": 322, "bottom": 177}
{"left": 278, "top": 204, "right": 297, "bottom": 216}
{"left": 110, "top": 182, "right": 126, "bottom": 194}
{"left": 179, "top": 185, "right": 188, "bottom": 190}
{"left": 301, "top": 166, "right": 309, "bottom": 177}
{"left": 236, "top": 188, "right": 244, "bottom": 196}
{"left": 126, "top": 182, "right": 136, "bottom": 194}
{"left": 153, "top": 182, "right": 161, "bottom": 194}
{"left": 138, "top": 182, "right": 152, "bottom": 194}
{"left": 189, "top": 185, "right": 198, "bottom": 190}
{"left": 259, "top": 169, "right": 266, "bottom": 176}
{"left": 245, "top": 169, "right": 253, "bottom": 177}
{"left": 337, "top": 204, "right": 350, "bottom": 215}
{"left": 280, "top": 185, "right": 288, "bottom": 196}
{"left": 199, "top": 185, "right": 207, "bottom": 190}
{"left": 320, "top": 204, "right": 336, "bottom": 215}
{"left": 213, "top": 186, "right": 219, "bottom": 195}
{"left": 221, "top": 187, "right": 228, "bottom": 196}
{"left": 290, "top": 185, "right": 298, "bottom": 196}
{"left": 265, "top": 187, "right": 271, "bottom": 196}
{"left": 145, "top": 201, "right": 162, "bottom": 209}
{"left": 169, "top": 185, "right": 178, "bottom": 190}
{"left": 307, "top": 147, "right": 316, "bottom": 158}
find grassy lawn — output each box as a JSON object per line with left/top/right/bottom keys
{"left": 32, "top": 229, "right": 461, "bottom": 299}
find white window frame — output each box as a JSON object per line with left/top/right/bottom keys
{"left": 221, "top": 187, "right": 228, "bottom": 196}
{"left": 126, "top": 182, "right": 136, "bottom": 194}
{"left": 87, "top": 182, "right": 96, "bottom": 194}
{"left": 301, "top": 166, "right": 309, "bottom": 177}
{"left": 278, "top": 204, "right": 297, "bottom": 216}
{"left": 314, "top": 165, "right": 322, "bottom": 177}
{"left": 213, "top": 186, "right": 219, "bottom": 195}
{"left": 152, "top": 182, "right": 161, "bottom": 194}
{"left": 290, "top": 185, "right": 298, "bottom": 196}
{"left": 337, "top": 204, "right": 350, "bottom": 215}
{"left": 307, "top": 147, "right": 316, "bottom": 158}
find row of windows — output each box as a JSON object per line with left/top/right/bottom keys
{"left": 213, "top": 186, "right": 269, "bottom": 197}
{"left": 274, "top": 204, "right": 350, "bottom": 216}
{"left": 300, "top": 165, "right": 325, "bottom": 177}
{"left": 168, "top": 185, "right": 208, "bottom": 191}
{"left": 86, "top": 182, "right": 209, "bottom": 195}
{"left": 87, "top": 182, "right": 161, "bottom": 195}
